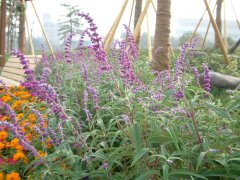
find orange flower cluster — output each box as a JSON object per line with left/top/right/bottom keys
{"left": 0, "top": 172, "right": 21, "bottom": 180}
{"left": 0, "top": 86, "right": 52, "bottom": 177}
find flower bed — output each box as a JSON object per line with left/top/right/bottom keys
{"left": 0, "top": 86, "right": 51, "bottom": 179}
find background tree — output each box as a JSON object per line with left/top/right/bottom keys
{"left": 151, "top": 0, "right": 171, "bottom": 73}
{"left": 17, "top": 0, "right": 26, "bottom": 53}
{"left": 0, "top": 0, "right": 7, "bottom": 67}
{"left": 133, "top": 0, "right": 142, "bottom": 50}
{"left": 215, "top": 0, "right": 223, "bottom": 48}
{"left": 58, "top": 3, "right": 82, "bottom": 41}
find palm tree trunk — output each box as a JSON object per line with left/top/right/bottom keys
{"left": 215, "top": 0, "right": 223, "bottom": 48}
{"left": 134, "top": 0, "right": 143, "bottom": 49}
{"left": 151, "top": 0, "right": 171, "bottom": 73}
{"left": 18, "top": 1, "right": 26, "bottom": 54}
{"left": 0, "top": 0, "right": 7, "bottom": 68}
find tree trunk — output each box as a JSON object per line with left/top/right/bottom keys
{"left": 18, "top": 1, "right": 26, "bottom": 54}
{"left": 151, "top": 0, "right": 171, "bottom": 73}
{"left": 215, "top": 0, "right": 223, "bottom": 48}
{"left": 134, "top": 0, "right": 142, "bottom": 49}
{"left": 0, "top": 0, "right": 7, "bottom": 68}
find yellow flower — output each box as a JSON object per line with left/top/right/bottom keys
{"left": 0, "top": 172, "right": 4, "bottom": 180}
{"left": 6, "top": 172, "right": 21, "bottom": 180}
{"left": 0, "top": 142, "right": 5, "bottom": 149}
{"left": 13, "top": 151, "right": 26, "bottom": 161}
{"left": 0, "top": 131, "right": 8, "bottom": 141}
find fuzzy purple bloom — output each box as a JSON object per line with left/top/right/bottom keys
{"left": 202, "top": 63, "right": 211, "bottom": 93}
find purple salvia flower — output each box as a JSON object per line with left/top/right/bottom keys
{"left": 58, "top": 122, "right": 65, "bottom": 141}
{"left": 0, "top": 102, "right": 18, "bottom": 125}
{"left": 48, "top": 127, "right": 60, "bottom": 145}
{"left": 192, "top": 66, "right": 200, "bottom": 86}
{"left": 122, "top": 114, "right": 131, "bottom": 125}
{"left": 31, "top": 109, "right": 48, "bottom": 137}
{"left": 83, "top": 90, "right": 92, "bottom": 123}
{"left": 202, "top": 63, "right": 211, "bottom": 93}
{"left": 102, "top": 162, "right": 109, "bottom": 170}
{"left": 174, "top": 42, "right": 190, "bottom": 81}
{"left": 123, "top": 24, "right": 139, "bottom": 59}
{"left": 65, "top": 33, "right": 75, "bottom": 63}
{"left": 189, "top": 37, "right": 200, "bottom": 59}
{"left": 40, "top": 67, "right": 52, "bottom": 83}
{"left": 77, "top": 12, "right": 112, "bottom": 73}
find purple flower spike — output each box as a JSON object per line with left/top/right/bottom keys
{"left": 202, "top": 63, "right": 211, "bottom": 93}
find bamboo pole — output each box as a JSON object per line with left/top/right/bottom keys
{"left": 203, "top": 0, "right": 230, "bottom": 65}
{"left": 202, "top": 1, "right": 217, "bottom": 48}
{"left": 30, "top": 0, "right": 55, "bottom": 59}
{"left": 146, "top": 12, "right": 152, "bottom": 60}
{"left": 229, "top": 0, "right": 240, "bottom": 30}
{"left": 189, "top": 8, "right": 207, "bottom": 43}
{"left": 104, "top": 0, "right": 129, "bottom": 51}
{"left": 25, "top": 17, "right": 35, "bottom": 55}
{"left": 223, "top": 0, "right": 227, "bottom": 50}
{"left": 151, "top": 0, "right": 156, "bottom": 13}
{"left": 128, "top": 0, "right": 135, "bottom": 28}
{"left": 133, "top": 0, "right": 151, "bottom": 39}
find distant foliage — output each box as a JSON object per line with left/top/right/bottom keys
{"left": 58, "top": 3, "right": 82, "bottom": 41}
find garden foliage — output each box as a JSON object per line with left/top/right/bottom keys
{"left": 0, "top": 12, "right": 240, "bottom": 180}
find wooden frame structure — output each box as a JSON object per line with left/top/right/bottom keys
{"left": 0, "top": 0, "right": 56, "bottom": 69}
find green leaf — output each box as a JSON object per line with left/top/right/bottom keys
{"left": 131, "top": 123, "right": 142, "bottom": 152}
{"left": 131, "top": 148, "right": 149, "bottom": 167}
{"left": 196, "top": 152, "right": 207, "bottom": 172}
{"left": 206, "top": 103, "right": 232, "bottom": 120}
{"left": 170, "top": 170, "right": 208, "bottom": 179}
{"left": 166, "top": 127, "right": 180, "bottom": 151}
{"left": 90, "top": 152, "right": 106, "bottom": 160}
{"left": 163, "top": 164, "right": 169, "bottom": 180}
{"left": 135, "top": 170, "right": 159, "bottom": 180}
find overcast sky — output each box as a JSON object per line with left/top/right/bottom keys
{"left": 26, "top": 0, "right": 240, "bottom": 38}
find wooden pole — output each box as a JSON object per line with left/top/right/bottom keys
{"left": 128, "top": 0, "right": 135, "bottom": 28}
{"left": 223, "top": 0, "right": 227, "bottom": 50}
{"left": 0, "top": 0, "right": 7, "bottom": 68}
{"left": 146, "top": 12, "right": 152, "bottom": 60}
{"left": 202, "top": 2, "right": 217, "bottom": 48}
{"left": 229, "top": 0, "right": 240, "bottom": 30}
{"left": 133, "top": 0, "right": 151, "bottom": 39}
{"left": 203, "top": 0, "right": 230, "bottom": 65}
{"left": 25, "top": 17, "right": 35, "bottom": 55}
{"left": 30, "top": 0, "right": 55, "bottom": 59}
{"left": 151, "top": 0, "right": 156, "bottom": 13}
{"left": 189, "top": 9, "right": 207, "bottom": 42}
{"left": 104, "top": 0, "right": 129, "bottom": 51}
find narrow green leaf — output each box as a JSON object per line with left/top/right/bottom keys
{"left": 206, "top": 103, "right": 232, "bottom": 120}
{"left": 135, "top": 170, "right": 159, "bottom": 180}
{"left": 170, "top": 170, "right": 208, "bottom": 179}
{"left": 131, "top": 123, "right": 142, "bottom": 152}
{"left": 196, "top": 152, "right": 207, "bottom": 172}
{"left": 131, "top": 148, "right": 149, "bottom": 167}
{"left": 166, "top": 127, "right": 180, "bottom": 151}
{"left": 163, "top": 164, "right": 169, "bottom": 180}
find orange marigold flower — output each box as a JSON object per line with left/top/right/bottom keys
{"left": 0, "top": 131, "right": 8, "bottom": 141}
{"left": 0, "top": 116, "right": 10, "bottom": 121}
{"left": 16, "top": 113, "right": 24, "bottom": 121}
{"left": 6, "top": 172, "right": 21, "bottom": 180}
{"left": 0, "top": 172, "right": 4, "bottom": 180}
{"left": 2, "top": 95, "right": 12, "bottom": 103}
{"left": 13, "top": 151, "right": 26, "bottom": 161}
{"left": 10, "top": 138, "right": 19, "bottom": 148}
{"left": 0, "top": 142, "right": 5, "bottom": 150}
